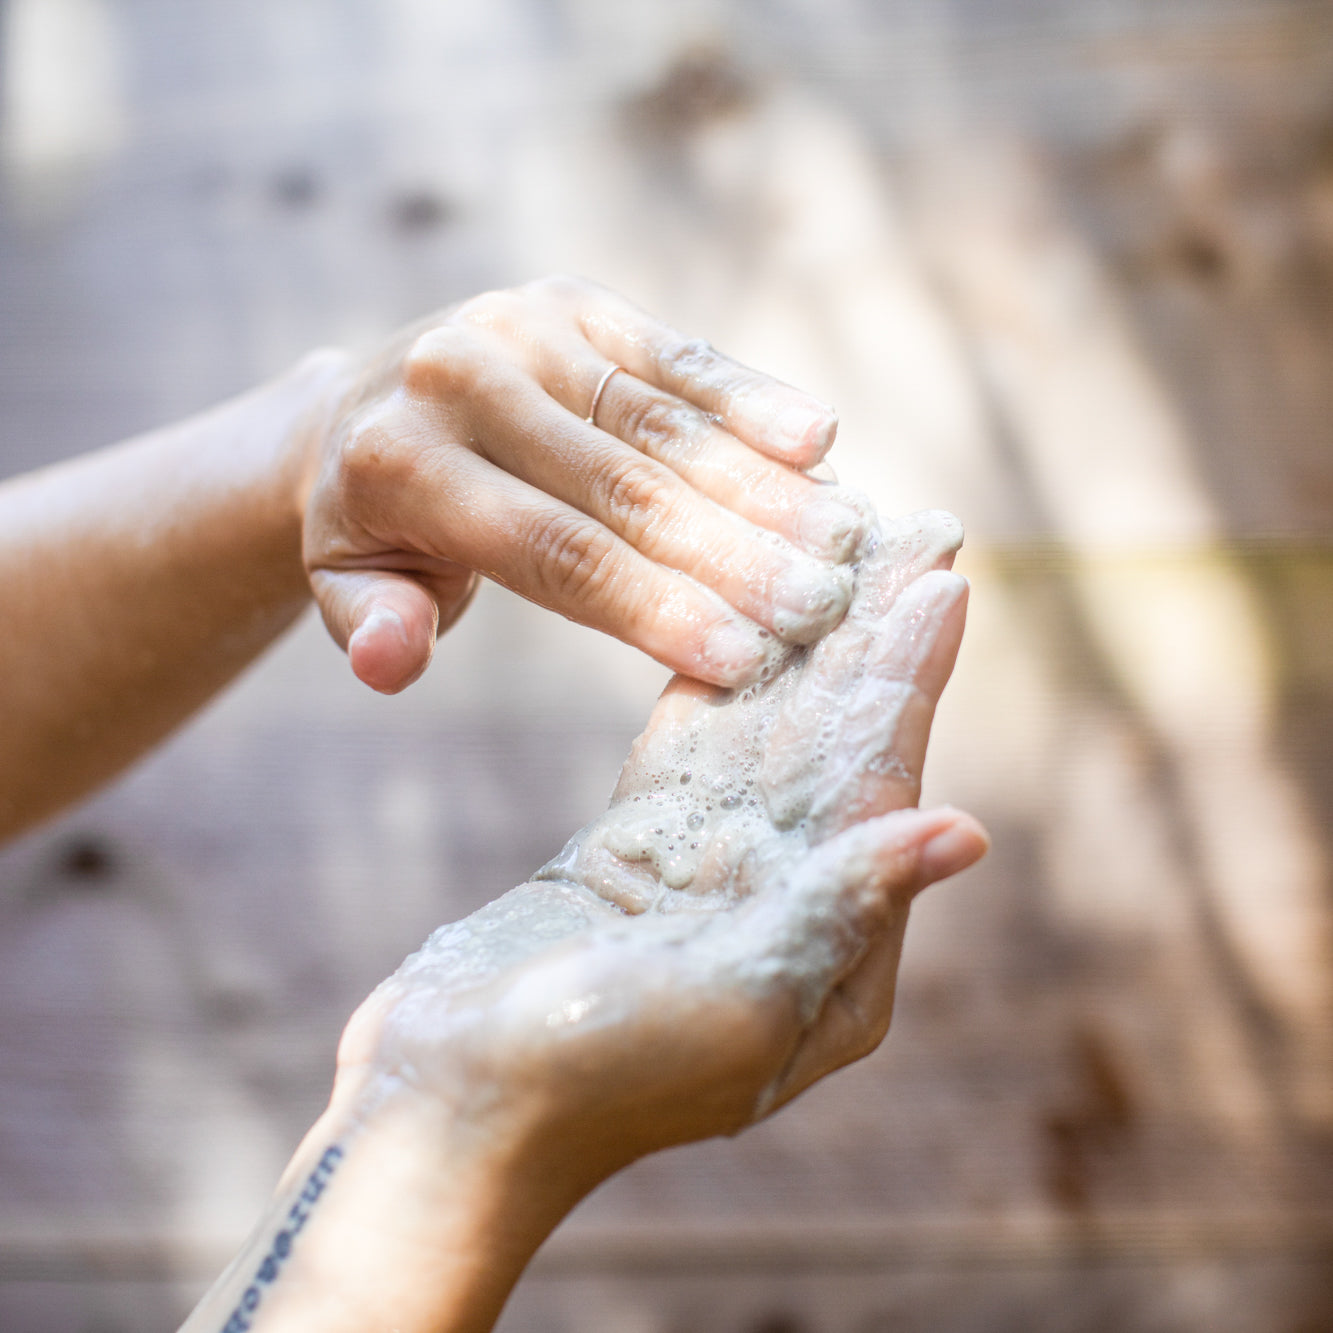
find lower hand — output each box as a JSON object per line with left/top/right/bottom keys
{"left": 181, "top": 508, "right": 986, "bottom": 1333}
{"left": 336, "top": 508, "right": 987, "bottom": 1204}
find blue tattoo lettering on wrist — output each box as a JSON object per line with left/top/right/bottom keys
{"left": 218, "top": 1143, "right": 344, "bottom": 1332}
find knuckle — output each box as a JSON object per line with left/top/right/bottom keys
{"left": 338, "top": 405, "right": 410, "bottom": 491}
{"left": 600, "top": 458, "right": 675, "bottom": 545}
{"left": 664, "top": 335, "right": 717, "bottom": 377}
{"left": 664, "top": 335, "right": 756, "bottom": 396}
{"left": 528, "top": 512, "right": 618, "bottom": 603}
{"left": 453, "top": 287, "right": 524, "bottom": 332}
{"left": 618, "top": 391, "right": 704, "bottom": 457}
{"left": 526, "top": 272, "right": 586, "bottom": 305}
{"left": 402, "top": 326, "right": 485, "bottom": 398}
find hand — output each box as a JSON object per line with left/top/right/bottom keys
{"left": 300, "top": 275, "right": 873, "bottom": 693}
{"left": 179, "top": 508, "right": 985, "bottom": 1333}
{"left": 335, "top": 509, "right": 987, "bottom": 1204}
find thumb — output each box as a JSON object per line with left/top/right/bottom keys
{"left": 743, "top": 806, "right": 988, "bottom": 1119}
{"left": 310, "top": 569, "right": 440, "bottom": 694}
{"left": 908, "top": 804, "right": 992, "bottom": 892}
{"left": 736, "top": 805, "right": 990, "bottom": 1023}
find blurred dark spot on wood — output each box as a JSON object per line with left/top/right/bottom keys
{"left": 1170, "top": 226, "right": 1230, "bottom": 283}
{"left": 244, "top": 1064, "right": 294, "bottom": 1103}
{"left": 388, "top": 188, "right": 452, "bottom": 234}
{"left": 1041, "top": 1023, "right": 1138, "bottom": 1212}
{"left": 1292, "top": 1308, "right": 1333, "bottom": 1333}
{"left": 856, "top": 1312, "right": 917, "bottom": 1333}
{"left": 746, "top": 1314, "right": 808, "bottom": 1333}
{"left": 1102, "top": 119, "right": 1167, "bottom": 182}
{"left": 204, "top": 986, "right": 266, "bottom": 1029}
{"left": 1293, "top": 459, "right": 1333, "bottom": 513}
{"left": 1116, "top": 224, "right": 1233, "bottom": 288}
{"left": 1311, "top": 123, "right": 1333, "bottom": 179}
{"left": 56, "top": 835, "right": 118, "bottom": 885}
{"left": 907, "top": 973, "right": 965, "bottom": 1025}
{"left": 627, "top": 46, "right": 753, "bottom": 138}
{"left": 269, "top": 166, "right": 321, "bottom": 211}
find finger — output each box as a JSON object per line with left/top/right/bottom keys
{"left": 567, "top": 280, "right": 839, "bottom": 468}
{"left": 843, "top": 509, "right": 965, "bottom": 627}
{"left": 311, "top": 568, "right": 442, "bottom": 694}
{"left": 778, "top": 510, "right": 966, "bottom": 724}
{"left": 455, "top": 366, "right": 854, "bottom": 645}
{"left": 382, "top": 445, "right": 782, "bottom": 688}
{"left": 605, "top": 531, "right": 970, "bottom": 823}
{"left": 805, "top": 570, "right": 970, "bottom": 837}
{"left": 609, "top": 674, "right": 726, "bottom": 802}
{"left": 504, "top": 324, "right": 869, "bottom": 563}
{"left": 751, "top": 806, "right": 990, "bottom": 1116}
{"left": 424, "top": 562, "right": 484, "bottom": 637}
{"left": 590, "top": 368, "right": 870, "bottom": 563}
{"left": 734, "top": 806, "right": 980, "bottom": 1021}
{"left": 760, "top": 569, "right": 969, "bottom": 830}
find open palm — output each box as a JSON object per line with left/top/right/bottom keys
{"left": 339, "top": 508, "right": 986, "bottom": 1196}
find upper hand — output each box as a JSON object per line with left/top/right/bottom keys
{"left": 299, "top": 276, "right": 872, "bottom": 693}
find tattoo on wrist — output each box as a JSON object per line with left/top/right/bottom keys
{"left": 219, "top": 1143, "right": 345, "bottom": 1333}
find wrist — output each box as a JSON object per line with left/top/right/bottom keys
{"left": 327, "top": 1069, "right": 584, "bottom": 1303}
{"left": 191, "top": 1071, "right": 574, "bottom": 1333}
{"left": 271, "top": 345, "right": 358, "bottom": 534}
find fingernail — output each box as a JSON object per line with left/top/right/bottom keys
{"left": 771, "top": 560, "right": 853, "bottom": 643}
{"left": 777, "top": 403, "right": 837, "bottom": 458}
{"left": 351, "top": 605, "right": 406, "bottom": 650}
{"left": 902, "top": 568, "right": 970, "bottom": 617}
{"left": 702, "top": 617, "right": 770, "bottom": 684}
{"left": 917, "top": 812, "right": 990, "bottom": 884}
{"left": 797, "top": 494, "right": 872, "bottom": 562}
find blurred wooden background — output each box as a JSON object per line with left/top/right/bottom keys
{"left": 1, "top": 1, "right": 1331, "bottom": 1329}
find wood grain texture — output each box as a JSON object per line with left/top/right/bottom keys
{"left": 1, "top": 1, "right": 1331, "bottom": 1329}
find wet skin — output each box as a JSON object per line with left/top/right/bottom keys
{"left": 181, "top": 507, "right": 987, "bottom": 1333}
{"left": 0, "top": 276, "right": 873, "bottom": 841}
{"left": 302, "top": 275, "right": 875, "bottom": 693}
{"left": 338, "top": 507, "right": 985, "bottom": 1186}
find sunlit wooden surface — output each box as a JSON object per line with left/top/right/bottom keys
{"left": 1, "top": 2, "right": 1331, "bottom": 1330}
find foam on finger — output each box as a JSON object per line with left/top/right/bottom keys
{"left": 534, "top": 504, "right": 970, "bottom": 916}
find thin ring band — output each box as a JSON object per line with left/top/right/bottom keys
{"left": 585, "top": 364, "right": 623, "bottom": 426}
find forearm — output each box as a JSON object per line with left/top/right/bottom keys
{"left": 181, "top": 1076, "right": 565, "bottom": 1333}
{"left": 0, "top": 350, "right": 349, "bottom": 839}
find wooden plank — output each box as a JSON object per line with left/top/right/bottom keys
{"left": 1, "top": 2, "right": 1332, "bottom": 1331}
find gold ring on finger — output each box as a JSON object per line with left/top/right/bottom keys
{"left": 586, "top": 364, "right": 623, "bottom": 427}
